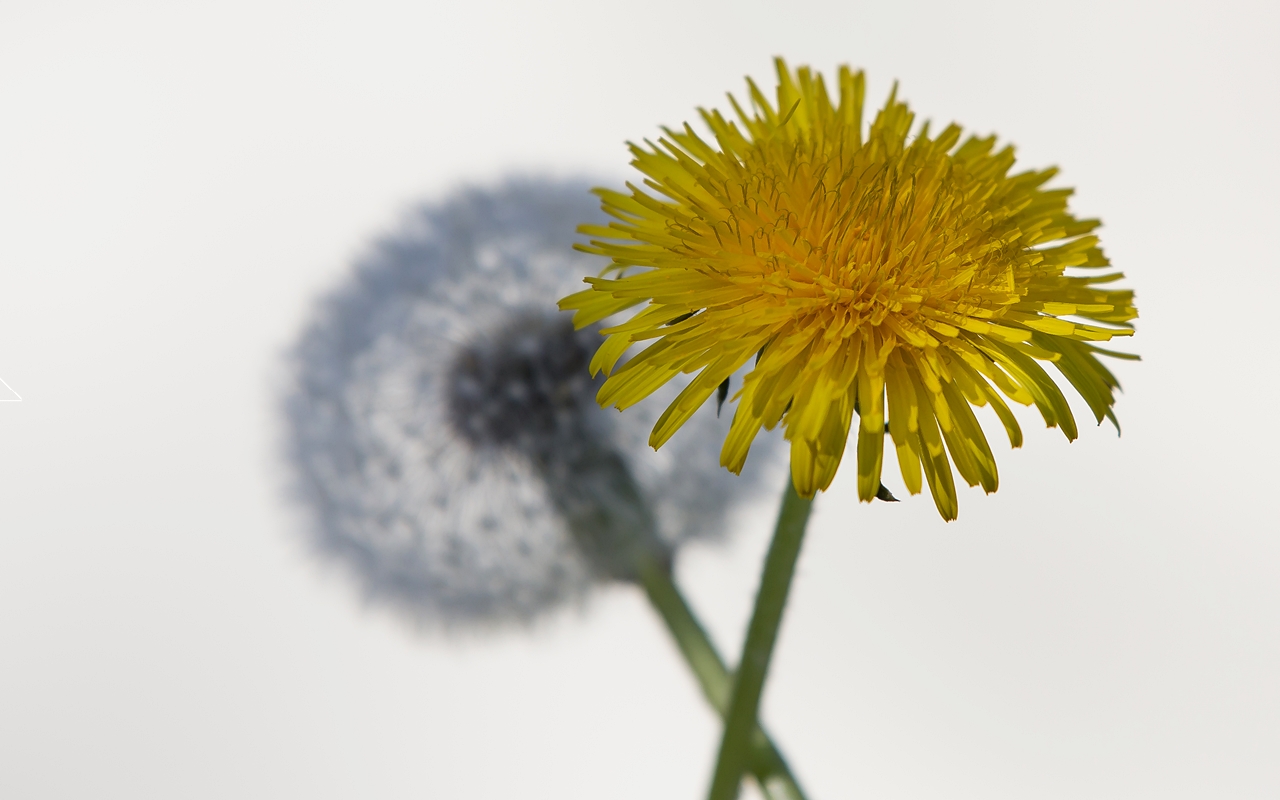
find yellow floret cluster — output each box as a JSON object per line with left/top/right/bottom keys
{"left": 561, "top": 59, "right": 1137, "bottom": 519}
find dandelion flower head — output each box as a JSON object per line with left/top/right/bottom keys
{"left": 561, "top": 59, "right": 1137, "bottom": 520}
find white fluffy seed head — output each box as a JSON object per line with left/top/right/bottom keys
{"left": 282, "top": 179, "right": 779, "bottom": 629}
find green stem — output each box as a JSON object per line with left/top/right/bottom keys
{"left": 636, "top": 557, "right": 807, "bottom": 800}
{"left": 540, "top": 438, "right": 807, "bottom": 798}
{"left": 707, "top": 477, "right": 814, "bottom": 800}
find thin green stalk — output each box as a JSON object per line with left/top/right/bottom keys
{"left": 543, "top": 438, "right": 807, "bottom": 798}
{"left": 707, "top": 478, "right": 814, "bottom": 800}
{"left": 635, "top": 557, "right": 807, "bottom": 800}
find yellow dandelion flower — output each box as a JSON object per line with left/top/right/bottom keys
{"left": 560, "top": 58, "right": 1137, "bottom": 520}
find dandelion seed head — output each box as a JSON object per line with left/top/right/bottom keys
{"left": 283, "top": 179, "right": 776, "bottom": 629}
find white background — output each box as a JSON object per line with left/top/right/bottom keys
{"left": 2, "top": 1, "right": 1277, "bottom": 797}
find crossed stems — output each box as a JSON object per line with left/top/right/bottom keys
{"left": 706, "top": 479, "right": 813, "bottom": 800}
{"left": 636, "top": 556, "right": 807, "bottom": 800}
{"left": 543, "top": 440, "right": 807, "bottom": 800}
